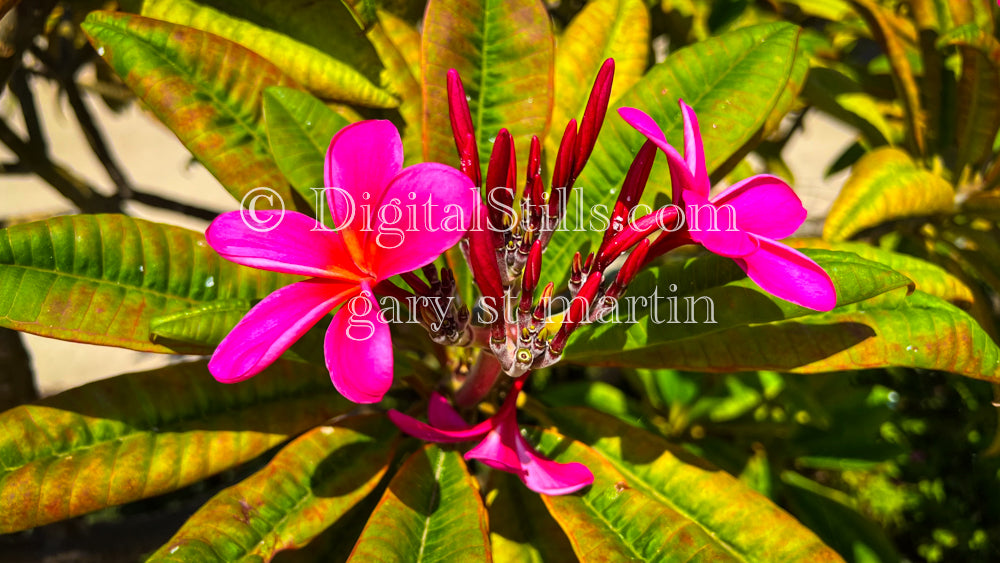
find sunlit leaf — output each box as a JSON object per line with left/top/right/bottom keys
{"left": 141, "top": 0, "right": 397, "bottom": 107}
{"left": 487, "top": 470, "right": 575, "bottom": 563}
{"left": 149, "top": 415, "right": 397, "bottom": 562}
{"left": 421, "top": 0, "right": 554, "bottom": 172}
{"left": 547, "top": 0, "right": 649, "bottom": 158}
{"left": 364, "top": 9, "right": 424, "bottom": 166}
{"left": 788, "top": 239, "right": 974, "bottom": 304}
{"left": 263, "top": 86, "right": 351, "bottom": 205}
{"left": 823, "top": 147, "right": 954, "bottom": 241}
{"left": 536, "top": 414, "right": 842, "bottom": 561}
{"left": 0, "top": 215, "right": 291, "bottom": 353}
{"left": 565, "top": 249, "right": 914, "bottom": 362}
{"left": 850, "top": 0, "right": 926, "bottom": 154}
{"left": 938, "top": 24, "right": 1000, "bottom": 171}
{"left": 347, "top": 444, "right": 492, "bottom": 561}
{"left": 82, "top": 11, "right": 302, "bottom": 208}
{"left": 0, "top": 360, "right": 347, "bottom": 533}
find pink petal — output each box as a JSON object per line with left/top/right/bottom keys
{"left": 684, "top": 192, "right": 758, "bottom": 257}
{"left": 324, "top": 120, "right": 404, "bottom": 262}
{"left": 387, "top": 410, "right": 490, "bottom": 443}
{"left": 678, "top": 100, "right": 710, "bottom": 196}
{"left": 206, "top": 211, "right": 362, "bottom": 280}
{"left": 364, "top": 163, "right": 477, "bottom": 279}
{"left": 465, "top": 420, "right": 526, "bottom": 475}
{"left": 711, "top": 174, "right": 806, "bottom": 240}
{"left": 428, "top": 392, "right": 471, "bottom": 430}
{"left": 208, "top": 279, "right": 357, "bottom": 383}
{"left": 515, "top": 435, "right": 594, "bottom": 495}
{"left": 618, "top": 107, "right": 702, "bottom": 203}
{"left": 736, "top": 238, "right": 838, "bottom": 311}
{"left": 326, "top": 283, "right": 394, "bottom": 403}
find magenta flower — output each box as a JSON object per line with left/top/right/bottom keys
{"left": 387, "top": 379, "right": 594, "bottom": 495}
{"left": 206, "top": 120, "right": 475, "bottom": 403}
{"left": 619, "top": 102, "right": 837, "bottom": 311}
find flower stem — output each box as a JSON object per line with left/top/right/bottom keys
{"left": 454, "top": 352, "right": 502, "bottom": 408}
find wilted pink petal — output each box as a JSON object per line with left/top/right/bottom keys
{"left": 465, "top": 419, "right": 526, "bottom": 475}
{"left": 364, "top": 163, "right": 476, "bottom": 279}
{"left": 386, "top": 410, "right": 492, "bottom": 442}
{"left": 712, "top": 175, "right": 806, "bottom": 240}
{"left": 326, "top": 284, "right": 394, "bottom": 403}
{"left": 516, "top": 440, "right": 594, "bottom": 495}
{"left": 736, "top": 238, "right": 837, "bottom": 311}
{"left": 207, "top": 210, "right": 362, "bottom": 280}
{"left": 428, "top": 392, "right": 471, "bottom": 430}
{"left": 209, "top": 279, "right": 359, "bottom": 383}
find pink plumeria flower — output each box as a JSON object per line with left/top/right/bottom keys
{"left": 387, "top": 379, "right": 594, "bottom": 495}
{"left": 619, "top": 101, "right": 837, "bottom": 311}
{"left": 206, "top": 120, "right": 475, "bottom": 403}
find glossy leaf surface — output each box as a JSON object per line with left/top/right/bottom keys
{"left": 347, "top": 444, "right": 492, "bottom": 561}
{"left": 0, "top": 215, "right": 291, "bottom": 353}
{"left": 547, "top": 0, "right": 649, "bottom": 158}
{"left": 141, "top": 0, "right": 396, "bottom": 107}
{"left": 536, "top": 414, "right": 842, "bottom": 561}
{"left": 421, "top": 0, "right": 554, "bottom": 171}
{"left": 823, "top": 147, "right": 954, "bottom": 241}
{"left": 0, "top": 360, "right": 347, "bottom": 533}
{"left": 82, "top": 11, "right": 298, "bottom": 207}
{"left": 149, "top": 415, "right": 397, "bottom": 562}
{"left": 263, "top": 86, "right": 351, "bottom": 205}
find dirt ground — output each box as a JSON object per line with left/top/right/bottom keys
{"left": 0, "top": 77, "right": 855, "bottom": 397}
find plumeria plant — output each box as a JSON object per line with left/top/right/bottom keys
{"left": 1, "top": 0, "right": 999, "bottom": 561}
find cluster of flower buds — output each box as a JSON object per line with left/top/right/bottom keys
{"left": 426, "top": 59, "right": 676, "bottom": 379}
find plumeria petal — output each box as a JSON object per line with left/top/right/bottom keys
{"left": 712, "top": 174, "right": 807, "bottom": 240}
{"left": 465, "top": 419, "right": 526, "bottom": 475}
{"left": 683, "top": 192, "right": 759, "bottom": 257}
{"left": 618, "top": 107, "right": 702, "bottom": 202}
{"left": 428, "top": 392, "right": 472, "bottom": 430}
{"left": 514, "top": 436, "right": 594, "bottom": 495}
{"left": 387, "top": 409, "right": 492, "bottom": 442}
{"left": 326, "top": 283, "right": 394, "bottom": 403}
{"left": 208, "top": 279, "right": 358, "bottom": 383}
{"left": 736, "top": 238, "right": 838, "bottom": 311}
{"left": 678, "top": 100, "right": 709, "bottom": 194}
{"left": 365, "top": 163, "right": 476, "bottom": 279}
{"left": 324, "top": 120, "right": 404, "bottom": 264}
{"left": 206, "top": 210, "right": 363, "bottom": 280}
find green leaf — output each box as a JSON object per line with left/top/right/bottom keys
{"left": 421, "top": 0, "right": 555, "bottom": 173}
{"left": 938, "top": 24, "right": 1000, "bottom": 171}
{"left": 82, "top": 11, "right": 300, "bottom": 208}
{"left": 565, "top": 249, "right": 914, "bottom": 362}
{"left": 547, "top": 0, "right": 649, "bottom": 158}
{"left": 0, "top": 360, "right": 348, "bottom": 533}
{"left": 535, "top": 381, "right": 642, "bottom": 424}
{"left": 263, "top": 86, "right": 351, "bottom": 205}
{"left": 149, "top": 415, "right": 397, "bottom": 562}
{"left": 365, "top": 9, "right": 424, "bottom": 166}
{"left": 547, "top": 22, "right": 800, "bottom": 278}
{"left": 140, "top": 0, "right": 397, "bottom": 107}
{"left": 487, "top": 470, "right": 576, "bottom": 563}
{"left": 788, "top": 238, "right": 975, "bottom": 304}
{"left": 571, "top": 290, "right": 1000, "bottom": 380}
{"left": 823, "top": 147, "right": 954, "bottom": 241}
{"left": 782, "top": 472, "right": 901, "bottom": 563}
{"left": 803, "top": 67, "right": 894, "bottom": 146}
{"left": 0, "top": 215, "right": 292, "bottom": 353}
{"left": 347, "top": 444, "right": 492, "bottom": 562}
{"left": 537, "top": 411, "right": 842, "bottom": 561}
